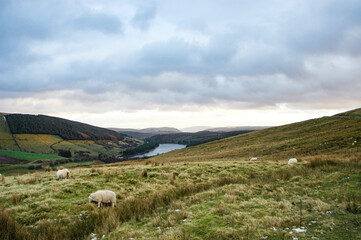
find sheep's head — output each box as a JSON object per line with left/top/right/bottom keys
{"left": 88, "top": 193, "right": 95, "bottom": 202}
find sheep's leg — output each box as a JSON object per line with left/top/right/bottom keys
{"left": 98, "top": 202, "right": 101, "bottom": 207}
{"left": 112, "top": 202, "right": 115, "bottom": 208}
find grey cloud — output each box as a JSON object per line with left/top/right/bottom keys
{"left": 131, "top": 5, "right": 157, "bottom": 30}
{"left": 73, "top": 12, "right": 123, "bottom": 34}
{"left": 1, "top": 0, "right": 361, "bottom": 113}
{"left": 283, "top": 0, "right": 361, "bottom": 56}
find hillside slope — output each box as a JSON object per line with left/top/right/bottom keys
{"left": 334, "top": 107, "right": 361, "bottom": 117}
{"left": 148, "top": 130, "right": 253, "bottom": 146}
{"left": 6, "top": 114, "right": 126, "bottom": 141}
{"left": 155, "top": 115, "right": 361, "bottom": 163}
{"left": 0, "top": 114, "right": 142, "bottom": 165}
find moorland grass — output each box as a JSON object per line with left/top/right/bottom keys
{"left": 154, "top": 117, "right": 361, "bottom": 163}
{"left": 0, "top": 157, "right": 360, "bottom": 240}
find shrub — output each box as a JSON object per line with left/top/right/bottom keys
{"left": 346, "top": 201, "right": 361, "bottom": 214}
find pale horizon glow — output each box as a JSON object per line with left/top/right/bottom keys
{"left": 1, "top": 106, "right": 348, "bottom": 130}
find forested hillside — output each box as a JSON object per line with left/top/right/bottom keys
{"left": 148, "top": 130, "right": 253, "bottom": 146}
{"left": 6, "top": 114, "right": 126, "bottom": 141}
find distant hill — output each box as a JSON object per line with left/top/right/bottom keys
{"left": 205, "top": 126, "right": 270, "bottom": 132}
{"left": 180, "top": 126, "right": 211, "bottom": 132}
{"left": 6, "top": 114, "right": 126, "bottom": 141}
{"left": 148, "top": 130, "right": 253, "bottom": 146}
{"left": 0, "top": 113, "right": 142, "bottom": 167}
{"left": 155, "top": 109, "right": 361, "bottom": 163}
{"left": 110, "top": 127, "right": 181, "bottom": 139}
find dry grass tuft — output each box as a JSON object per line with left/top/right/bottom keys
{"left": 345, "top": 201, "right": 361, "bottom": 214}
{"left": 16, "top": 173, "right": 42, "bottom": 184}
{"left": 11, "top": 192, "right": 20, "bottom": 205}
{"left": 0, "top": 210, "right": 30, "bottom": 240}
{"left": 42, "top": 165, "right": 52, "bottom": 172}
{"left": 138, "top": 168, "right": 148, "bottom": 179}
{"left": 169, "top": 172, "right": 176, "bottom": 184}
{"left": 309, "top": 157, "right": 339, "bottom": 169}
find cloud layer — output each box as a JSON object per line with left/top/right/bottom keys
{"left": 1, "top": 0, "right": 360, "bottom": 117}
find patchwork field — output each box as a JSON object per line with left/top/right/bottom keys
{"left": 0, "top": 113, "right": 143, "bottom": 174}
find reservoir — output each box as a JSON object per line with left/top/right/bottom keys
{"left": 131, "top": 143, "right": 186, "bottom": 158}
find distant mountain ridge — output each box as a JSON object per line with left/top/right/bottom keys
{"left": 110, "top": 127, "right": 180, "bottom": 134}
{"left": 110, "top": 127, "right": 181, "bottom": 139}
{"left": 147, "top": 130, "right": 254, "bottom": 147}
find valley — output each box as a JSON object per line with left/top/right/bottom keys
{"left": 0, "top": 109, "right": 360, "bottom": 239}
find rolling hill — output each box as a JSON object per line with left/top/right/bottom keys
{"left": 154, "top": 109, "right": 361, "bottom": 163}
{"left": 0, "top": 113, "right": 142, "bottom": 171}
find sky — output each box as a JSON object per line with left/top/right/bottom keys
{"left": 0, "top": 0, "right": 360, "bottom": 129}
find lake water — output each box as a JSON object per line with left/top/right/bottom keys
{"left": 131, "top": 144, "right": 186, "bottom": 158}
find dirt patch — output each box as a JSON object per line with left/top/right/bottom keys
{"left": 0, "top": 154, "right": 25, "bottom": 164}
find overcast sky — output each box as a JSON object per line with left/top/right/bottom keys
{"left": 0, "top": 0, "right": 360, "bottom": 129}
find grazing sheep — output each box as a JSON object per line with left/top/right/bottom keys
{"left": 288, "top": 158, "right": 298, "bottom": 165}
{"left": 56, "top": 169, "right": 70, "bottom": 180}
{"left": 88, "top": 190, "right": 116, "bottom": 208}
{"left": 250, "top": 157, "right": 258, "bottom": 161}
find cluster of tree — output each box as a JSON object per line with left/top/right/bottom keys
{"left": 122, "top": 141, "right": 159, "bottom": 156}
{"left": 6, "top": 114, "right": 126, "bottom": 141}
{"left": 148, "top": 130, "right": 253, "bottom": 147}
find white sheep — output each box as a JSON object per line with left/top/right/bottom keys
{"left": 288, "top": 158, "right": 298, "bottom": 165}
{"left": 88, "top": 190, "right": 116, "bottom": 208}
{"left": 250, "top": 157, "right": 258, "bottom": 161}
{"left": 56, "top": 169, "right": 70, "bottom": 180}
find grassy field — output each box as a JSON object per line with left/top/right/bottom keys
{"left": 0, "top": 149, "right": 65, "bottom": 162}
{"left": 0, "top": 110, "right": 360, "bottom": 240}
{"left": 0, "top": 158, "right": 360, "bottom": 240}
{"left": 14, "top": 134, "right": 63, "bottom": 154}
